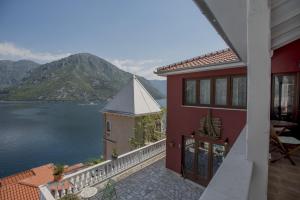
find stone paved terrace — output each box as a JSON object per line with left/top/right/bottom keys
{"left": 89, "top": 159, "right": 204, "bottom": 200}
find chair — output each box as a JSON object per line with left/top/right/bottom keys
{"left": 270, "top": 126, "right": 300, "bottom": 165}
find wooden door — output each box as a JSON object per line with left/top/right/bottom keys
{"left": 182, "top": 136, "right": 227, "bottom": 186}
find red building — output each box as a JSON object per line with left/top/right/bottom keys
{"left": 155, "top": 39, "right": 300, "bottom": 186}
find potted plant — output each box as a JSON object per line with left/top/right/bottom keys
{"left": 111, "top": 148, "right": 118, "bottom": 159}
{"left": 53, "top": 164, "right": 64, "bottom": 181}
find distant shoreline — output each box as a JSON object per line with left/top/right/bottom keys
{"left": 0, "top": 98, "right": 165, "bottom": 104}
{"left": 0, "top": 100, "right": 108, "bottom": 104}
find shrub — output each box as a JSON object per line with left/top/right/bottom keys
{"left": 53, "top": 164, "right": 64, "bottom": 181}
{"left": 85, "top": 156, "right": 105, "bottom": 166}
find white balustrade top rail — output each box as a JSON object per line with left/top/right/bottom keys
{"left": 199, "top": 127, "right": 253, "bottom": 200}
{"left": 39, "top": 138, "right": 166, "bottom": 200}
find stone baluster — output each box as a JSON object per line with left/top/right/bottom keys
{"left": 83, "top": 171, "right": 88, "bottom": 187}
{"left": 79, "top": 173, "right": 84, "bottom": 190}
{"left": 60, "top": 181, "right": 66, "bottom": 197}
{"left": 100, "top": 166, "right": 105, "bottom": 180}
{"left": 94, "top": 168, "right": 98, "bottom": 183}
{"left": 90, "top": 169, "right": 95, "bottom": 185}
{"left": 74, "top": 175, "right": 79, "bottom": 192}
{"left": 54, "top": 185, "right": 59, "bottom": 200}
{"left": 119, "top": 159, "right": 122, "bottom": 171}
{"left": 114, "top": 160, "right": 118, "bottom": 172}
{"left": 121, "top": 158, "right": 124, "bottom": 169}
{"left": 68, "top": 178, "right": 73, "bottom": 194}
{"left": 126, "top": 156, "right": 130, "bottom": 167}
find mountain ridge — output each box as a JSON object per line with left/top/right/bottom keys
{"left": 0, "top": 53, "right": 164, "bottom": 101}
{"left": 0, "top": 60, "right": 40, "bottom": 89}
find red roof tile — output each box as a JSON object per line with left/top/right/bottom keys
{"left": 0, "top": 163, "right": 87, "bottom": 200}
{"left": 0, "top": 164, "right": 54, "bottom": 200}
{"left": 156, "top": 48, "right": 240, "bottom": 74}
{"left": 0, "top": 170, "right": 34, "bottom": 186}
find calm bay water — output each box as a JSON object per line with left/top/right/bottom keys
{"left": 0, "top": 102, "right": 105, "bottom": 178}
{"left": 0, "top": 99, "right": 166, "bottom": 178}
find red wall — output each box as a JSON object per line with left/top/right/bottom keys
{"left": 165, "top": 39, "right": 300, "bottom": 174}
{"left": 166, "top": 67, "right": 247, "bottom": 173}
{"left": 271, "top": 39, "right": 300, "bottom": 121}
{"left": 272, "top": 39, "right": 300, "bottom": 74}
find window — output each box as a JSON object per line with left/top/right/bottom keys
{"left": 272, "top": 74, "right": 296, "bottom": 121}
{"left": 215, "top": 78, "right": 227, "bottom": 106}
{"left": 183, "top": 75, "right": 247, "bottom": 109}
{"left": 106, "top": 121, "right": 111, "bottom": 132}
{"left": 200, "top": 79, "right": 211, "bottom": 104}
{"left": 185, "top": 80, "right": 196, "bottom": 105}
{"left": 232, "top": 76, "right": 247, "bottom": 107}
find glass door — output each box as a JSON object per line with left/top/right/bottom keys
{"left": 182, "top": 136, "right": 227, "bottom": 186}
{"left": 196, "top": 141, "right": 210, "bottom": 185}
{"left": 183, "top": 137, "right": 196, "bottom": 179}
{"left": 272, "top": 74, "right": 296, "bottom": 121}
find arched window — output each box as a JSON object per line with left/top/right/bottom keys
{"left": 106, "top": 121, "right": 111, "bottom": 132}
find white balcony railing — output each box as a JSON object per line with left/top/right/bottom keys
{"left": 39, "top": 139, "right": 166, "bottom": 200}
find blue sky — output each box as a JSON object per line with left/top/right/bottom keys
{"left": 0, "top": 0, "right": 227, "bottom": 79}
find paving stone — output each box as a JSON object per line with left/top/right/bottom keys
{"left": 92, "top": 159, "right": 203, "bottom": 200}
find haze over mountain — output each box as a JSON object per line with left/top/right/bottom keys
{"left": 0, "top": 60, "right": 40, "bottom": 89}
{"left": 0, "top": 53, "right": 164, "bottom": 101}
{"left": 149, "top": 80, "right": 166, "bottom": 96}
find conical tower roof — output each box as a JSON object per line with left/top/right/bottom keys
{"left": 102, "top": 75, "right": 161, "bottom": 116}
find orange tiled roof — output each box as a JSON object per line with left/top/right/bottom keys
{"left": 0, "top": 164, "right": 54, "bottom": 200}
{"left": 20, "top": 164, "right": 54, "bottom": 187}
{"left": 0, "top": 163, "right": 86, "bottom": 200}
{"left": 0, "top": 170, "right": 34, "bottom": 186}
{"left": 0, "top": 182, "right": 40, "bottom": 200}
{"left": 156, "top": 48, "right": 240, "bottom": 74}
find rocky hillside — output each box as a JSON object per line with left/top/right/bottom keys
{"left": 2, "top": 53, "right": 163, "bottom": 101}
{"left": 0, "top": 60, "right": 39, "bottom": 89}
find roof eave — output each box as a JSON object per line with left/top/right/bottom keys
{"left": 155, "top": 61, "right": 246, "bottom": 76}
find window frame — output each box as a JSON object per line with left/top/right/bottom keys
{"left": 182, "top": 74, "right": 247, "bottom": 109}
{"left": 231, "top": 75, "right": 248, "bottom": 109}
{"left": 106, "top": 120, "right": 111, "bottom": 132}
{"left": 271, "top": 72, "right": 298, "bottom": 121}
{"left": 183, "top": 79, "right": 198, "bottom": 106}
{"left": 213, "top": 76, "right": 230, "bottom": 107}
{"left": 199, "top": 78, "right": 212, "bottom": 106}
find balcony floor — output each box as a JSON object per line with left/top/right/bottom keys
{"left": 268, "top": 150, "right": 300, "bottom": 200}
{"left": 90, "top": 159, "right": 204, "bottom": 200}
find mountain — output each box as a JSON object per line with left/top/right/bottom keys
{"left": 2, "top": 53, "right": 163, "bottom": 101}
{"left": 149, "top": 80, "right": 166, "bottom": 96}
{"left": 0, "top": 60, "right": 40, "bottom": 89}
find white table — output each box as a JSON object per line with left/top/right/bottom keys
{"left": 80, "top": 187, "right": 98, "bottom": 199}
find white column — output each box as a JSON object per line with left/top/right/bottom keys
{"left": 246, "top": 0, "right": 271, "bottom": 200}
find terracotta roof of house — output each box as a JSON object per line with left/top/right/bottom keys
{"left": 0, "top": 164, "right": 54, "bottom": 200}
{"left": 0, "top": 163, "right": 86, "bottom": 200}
{"left": 156, "top": 48, "right": 240, "bottom": 74}
{"left": 0, "top": 182, "right": 40, "bottom": 200}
